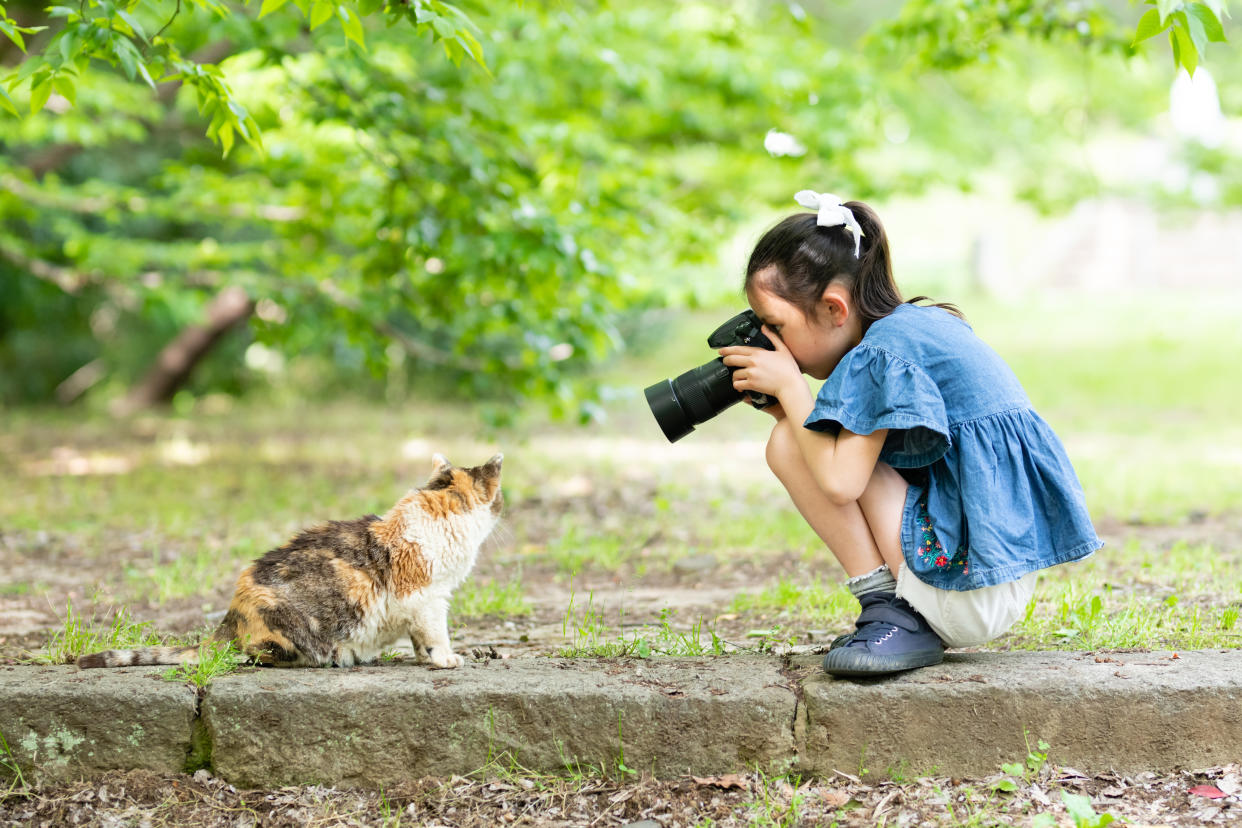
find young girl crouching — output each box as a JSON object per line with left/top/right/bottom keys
{"left": 719, "top": 191, "right": 1102, "bottom": 677}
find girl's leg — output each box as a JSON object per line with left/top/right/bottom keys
{"left": 765, "top": 418, "right": 907, "bottom": 576}
{"left": 766, "top": 418, "right": 943, "bottom": 676}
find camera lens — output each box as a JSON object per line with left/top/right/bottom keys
{"left": 643, "top": 357, "right": 744, "bottom": 443}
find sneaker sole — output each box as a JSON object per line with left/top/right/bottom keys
{"left": 821, "top": 647, "right": 944, "bottom": 677}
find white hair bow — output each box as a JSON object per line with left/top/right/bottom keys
{"left": 794, "top": 190, "right": 863, "bottom": 258}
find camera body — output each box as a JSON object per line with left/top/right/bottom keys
{"left": 643, "top": 309, "right": 777, "bottom": 443}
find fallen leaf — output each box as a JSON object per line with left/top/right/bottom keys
{"left": 691, "top": 774, "right": 747, "bottom": 790}
{"left": 1189, "top": 785, "right": 1227, "bottom": 799}
{"left": 815, "top": 788, "right": 851, "bottom": 807}
{"left": 1217, "top": 775, "right": 1242, "bottom": 796}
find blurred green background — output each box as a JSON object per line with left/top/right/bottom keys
{"left": 2, "top": 0, "right": 1241, "bottom": 522}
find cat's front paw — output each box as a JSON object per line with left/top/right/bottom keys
{"left": 427, "top": 647, "right": 465, "bottom": 669}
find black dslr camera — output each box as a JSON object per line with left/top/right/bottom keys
{"left": 643, "top": 309, "right": 777, "bottom": 443}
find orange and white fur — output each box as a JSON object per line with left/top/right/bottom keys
{"left": 78, "top": 453, "right": 503, "bottom": 669}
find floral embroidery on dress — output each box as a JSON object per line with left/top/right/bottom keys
{"left": 916, "top": 496, "right": 969, "bottom": 574}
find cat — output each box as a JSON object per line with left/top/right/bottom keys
{"left": 77, "top": 452, "right": 503, "bottom": 670}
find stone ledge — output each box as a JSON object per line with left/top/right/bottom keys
{"left": 0, "top": 664, "right": 199, "bottom": 782}
{"left": 793, "top": 649, "right": 1242, "bottom": 778}
{"left": 3, "top": 650, "right": 1240, "bottom": 786}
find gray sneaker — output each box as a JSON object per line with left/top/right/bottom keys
{"left": 822, "top": 592, "right": 944, "bottom": 677}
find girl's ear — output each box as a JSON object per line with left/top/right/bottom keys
{"left": 819, "top": 284, "right": 851, "bottom": 326}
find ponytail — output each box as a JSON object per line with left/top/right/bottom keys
{"left": 745, "top": 200, "right": 961, "bottom": 331}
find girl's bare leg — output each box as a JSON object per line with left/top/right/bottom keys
{"left": 765, "top": 417, "right": 908, "bottom": 575}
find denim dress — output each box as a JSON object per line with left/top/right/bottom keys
{"left": 804, "top": 303, "right": 1102, "bottom": 591}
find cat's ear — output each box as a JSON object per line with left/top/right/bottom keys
{"left": 429, "top": 453, "right": 452, "bottom": 477}
{"left": 482, "top": 453, "right": 503, "bottom": 476}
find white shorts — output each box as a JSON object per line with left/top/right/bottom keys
{"left": 895, "top": 565, "right": 1038, "bottom": 649}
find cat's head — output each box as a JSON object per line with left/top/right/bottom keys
{"left": 424, "top": 453, "right": 504, "bottom": 517}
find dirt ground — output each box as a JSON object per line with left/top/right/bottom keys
{"left": 2, "top": 763, "right": 1240, "bottom": 827}
{"left": 3, "top": 513, "right": 1242, "bottom": 826}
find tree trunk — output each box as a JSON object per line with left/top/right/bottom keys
{"left": 115, "top": 286, "right": 253, "bottom": 415}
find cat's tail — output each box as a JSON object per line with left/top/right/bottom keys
{"left": 76, "top": 645, "right": 203, "bottom": 669}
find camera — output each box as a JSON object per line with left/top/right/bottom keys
{"left": 643, "top": 309, "right": 777, "bottom": 443}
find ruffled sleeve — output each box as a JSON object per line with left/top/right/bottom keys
{"left": 804, "top": 344, "right": 952, "bottom": 468}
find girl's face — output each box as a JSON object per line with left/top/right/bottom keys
{"left": 746, "top": 270, "right": 863, "bottom": 381}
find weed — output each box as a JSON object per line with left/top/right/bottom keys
{"left": 1060, "top": 790, "right": 1117, "bottom": 827}
{"left": 0, "top": 729, "right": 29, "bottom": 801}
{"left": 162, "top": 639, "right": 245, "bottom": 688}
{"left": 730, "top": 577, "right": 857, "bottom": 625}
{"left": 541, "top": 521, "right": 637, "bottom": 576}
{"left": 993, "top": 731, "right": 1051, "bottom": 794}
{"left": 558, "top": 592, "right": 726, "bottom": 658}
{"left": 377, "top": 786, "right": 404, "bottom": 827}
{"left": 32, "top": 599, "right": 166, "bottom": 664}
{"left": 123, "top": 544, "right": 235, "bottom": 605}
{"left": 614, "top": 713, "right": 638, "bottom": 779}
{"left": 453, "top": 574, "right": 533, "bottom": 619}
{"left": 744, "top": 625, "right": 799, "bottom": 653}
{"left": 745, "top": 766, "right": 805, "bottom": 827}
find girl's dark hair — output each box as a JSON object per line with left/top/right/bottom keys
{"left": 744, "top": 202, "right": 960, "bottom": 331}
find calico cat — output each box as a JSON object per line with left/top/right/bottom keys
{"left": 77, "top": 453, "right": 503, "bottom": 670}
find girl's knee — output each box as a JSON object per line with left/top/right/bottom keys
{"left": 765, "top": 418, "right": 798, "bottom": 478}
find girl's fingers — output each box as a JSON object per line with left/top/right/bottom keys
{"left": 761, "top": 325, "right": 788, "bottom": 352}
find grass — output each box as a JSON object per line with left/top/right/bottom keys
{"left": 31, "top": 599, "right": 169, "bottom": 664}
{"left": 557, "top": 592, "right": 727, "bottom": 658}
{"left": 2, "top": 288, "right": 1240, "bottom": 661}
{"left": 161, "top": 639, "right": 247, "bottom": 688}
{"left": 1001, "top": 537, "right": 1242, "bottom": 650}
{"left": 453, "top": 575, "right": 533, "bottom": 619}
{"left": 729, "top": 576, "right": 857, "bottom": 626}
{"left": 0, "top": 729, "right": 28, "bottom": 800}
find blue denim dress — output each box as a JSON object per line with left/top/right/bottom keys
{"left": 804, "top": 303, "right": 1102, "bottom": 591}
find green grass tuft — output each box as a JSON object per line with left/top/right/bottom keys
{"left": 453, "top": 575, "right": 533, "bottom": 619}
{"left": 162, "top": 639, "right": 246, "bottom": 688}
{"left": 32, "top": 599, "right": 167, "bottom": 664}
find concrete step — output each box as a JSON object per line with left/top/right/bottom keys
{"left": 2, "top": 650, "right": 1240, "bottom": 786}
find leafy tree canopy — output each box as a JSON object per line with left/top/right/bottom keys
{"left": 0, "top": 0, "right": 1234, "bottom": 417}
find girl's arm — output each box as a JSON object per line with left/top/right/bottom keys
{"left": 776, "top": 385, "right": 888, "bottom": 506}
{"left": 720, "top": 333, "right": 887, "bottom": 505}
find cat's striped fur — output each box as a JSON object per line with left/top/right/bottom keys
{"left": 77, "top": 453, "right": 502, "bottom": 669}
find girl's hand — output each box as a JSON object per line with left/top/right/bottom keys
{"left": 718, "top": 325, "right": 804, "bottom": 403}
{"left": 753, "top": 399, "right": 786, "bottom": 421}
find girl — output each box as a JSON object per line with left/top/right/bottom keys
{"left": 719, "top": 190, "right": 1101, "bottom": 677}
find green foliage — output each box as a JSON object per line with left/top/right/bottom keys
{"left": 873, "top": 0, "right": 1229, "bottom": 77}
{"left": 557, "top": 592, "right": 726, "bottom": 658}
{"left": 2, "top": 0, "right": 1233, "bottom": 413}
{"left": 453, "top": 575, "right": 533, "bottom": 619}
{"left": 871, "top": 0, "right": 1132, "bottom": 69}
{"left": 0, "top": 728, "right": 29, "bottom": 797}
{"left": 1061, "top": 790, "right": 1118, "bottom": 827}
{"left": 1132, "top": 1, "right": 1231, "bottom": 77}
{"left": 32, "top": 598, "right": 165, "bottom": 663}
{"left": 161, "top": 638, "right": 245, "bottom": 687}
{"left": 1, "top": 0, "right": 484, "bottom": 149}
